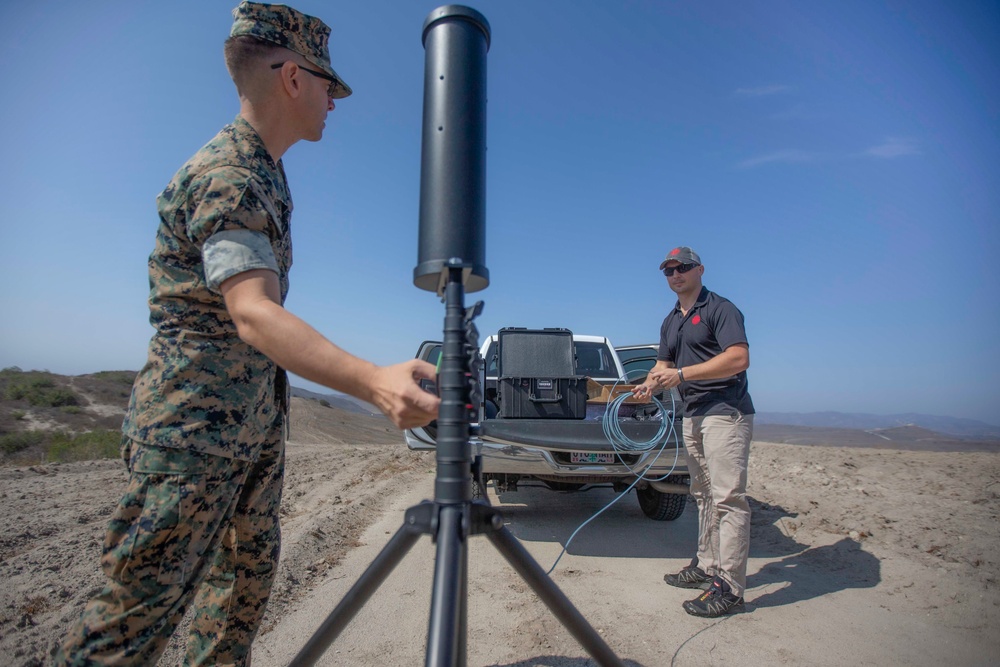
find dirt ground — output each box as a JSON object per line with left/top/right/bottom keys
{"left": 1, "top": 404, "right": 998, "bottom": 666}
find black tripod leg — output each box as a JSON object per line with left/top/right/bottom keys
{"left": 425, "top": 505, "right": 467, "bottom": 667}
{"left": 486, "top": 526, "right": 625, "bottom": 667}
{"left": 459, "top": 525, "right": 468, "bottom": 667}
{"left": 288, "top": 523, "right": 422, "bottom": 667}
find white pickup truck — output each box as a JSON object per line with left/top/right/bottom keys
{"left": 404, "top": 334, "right": 690, "bottom": 520}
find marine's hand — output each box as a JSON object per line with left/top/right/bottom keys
{"left": 369, "top": 360, "right": 440, "bottom": 430}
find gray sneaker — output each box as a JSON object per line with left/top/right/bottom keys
{"left": 682, "top": 577, "right": 745, "bottom": 617}
{"left": 663, "top": 560, "right": 712, "bottom": 590}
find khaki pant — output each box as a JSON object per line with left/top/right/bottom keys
{"left": 55, "top": 437, "right": 284, "bottom": 666}
{"left": 683, "top": 412, "right": 753, "bottom": 596}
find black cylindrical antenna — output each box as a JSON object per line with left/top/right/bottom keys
{"left": 414, "top": 5, "right": 491, "bottom": 294}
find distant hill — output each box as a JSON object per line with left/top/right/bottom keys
{"left": 753, "top": 423, "right": 999, "bottom": 452}
{"left": 3, "top": 368, "right": 997, "bottom": 460}
{"left": 291, "top": 391, "right": 1000, "bottom": 439}
{"left": 756, "top": 411, "right": 1000, "bottom": 440}
{"left": 0, "top": 368, "right": 132, "bottom": 434}
{"left": 290, "top": 386, "right": 379, "bottom": 416}
{"left": 0, "top": 369, "right": 395, "bottom": 464}
{"left": 287, "top": 395, "right": 397, "bottom": 445}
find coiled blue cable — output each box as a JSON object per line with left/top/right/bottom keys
{"left": 545, "top": 375, "right": 682, "bottom": 574}
{"left": 600, "top": 383, "right": 671, "bottom": 451}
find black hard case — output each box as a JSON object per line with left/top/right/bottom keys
{"left": 496, "top": 328, "right": 587, "bottom": 419}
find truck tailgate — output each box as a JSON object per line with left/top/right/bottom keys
{"left": 479, "top": 418, "right": 679, "bottom": 452}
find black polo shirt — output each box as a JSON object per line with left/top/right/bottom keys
{"left": 658, "top": 286, "right": 755, "bottom": 418}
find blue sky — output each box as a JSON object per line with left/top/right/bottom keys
{"left": 1, "top": 1, "right": 998, "bottom": 424}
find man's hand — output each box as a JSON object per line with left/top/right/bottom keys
{"left": 649, "top": 366, "right": 682, "bottom": 390}
{"left": 368, "top": 360, "right": 440, "bottom": 430}
{"left": 632, "top": 382, "right": 655, "bottom": 399}
{"left": 633, "top": 359, "right": 674, "bottom": 399}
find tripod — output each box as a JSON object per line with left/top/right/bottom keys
{"left": 288, "top": 266, "right": 624, "bottom": 666}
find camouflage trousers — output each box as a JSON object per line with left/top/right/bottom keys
{"left": 54, "top": 437, "right": 284, "bottom": 666}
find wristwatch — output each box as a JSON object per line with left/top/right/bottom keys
{"left": 676, "top": 368, "right": 685, "bottom": 382}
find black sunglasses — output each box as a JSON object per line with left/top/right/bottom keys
{"left": 662, "top": 263, "right": 699, "bottom": 277}
{"left": 271, "top": 62, "right": 338, "bottom": 98}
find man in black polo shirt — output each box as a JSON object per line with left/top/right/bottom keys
{"left": 633, "top": 246, "right": 754, "bottom": 617}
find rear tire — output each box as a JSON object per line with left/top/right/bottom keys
{"left": 637, "top": 475, "right": 688, "bottom": 521}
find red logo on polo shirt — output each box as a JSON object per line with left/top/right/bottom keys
{"left": 692, "top": 315, "right": 701, "bottom": 325}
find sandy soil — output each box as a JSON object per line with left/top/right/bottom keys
{"left": 1, "top": 406, "right": 998, "bottom": 666}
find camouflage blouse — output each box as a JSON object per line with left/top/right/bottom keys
{"left": 123, "top": 117, "right": 292, "bottom": 461}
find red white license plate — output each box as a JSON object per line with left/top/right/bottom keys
{"left": 570, "top": 452, "right": 616, "bottom": 464}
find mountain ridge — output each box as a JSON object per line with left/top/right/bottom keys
{"left": 285, "top": 386, "right": 1000, "bottom": 439}
{"left": 755, "top": 410, "right": 1000, "bottom": 439}
{"left": 1, "top": 367, "right": 996, "bottom": 450}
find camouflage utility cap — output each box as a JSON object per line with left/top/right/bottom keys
{"left": 230, "top": 1, "right": 352, "bottom": 98}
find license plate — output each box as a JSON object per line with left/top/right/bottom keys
{"left": 570, "top": 452, "right": 616, "bottom": 464}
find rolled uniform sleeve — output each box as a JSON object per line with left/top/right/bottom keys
{"left": 182, "top": 167, "right": 287, "bottom": 294}
{"left": 202, "top": 229, "right": 279, "bottom": 293}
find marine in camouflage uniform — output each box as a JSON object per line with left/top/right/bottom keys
{"left": 55, "top": 3, "right": 356, "bottom": 665}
